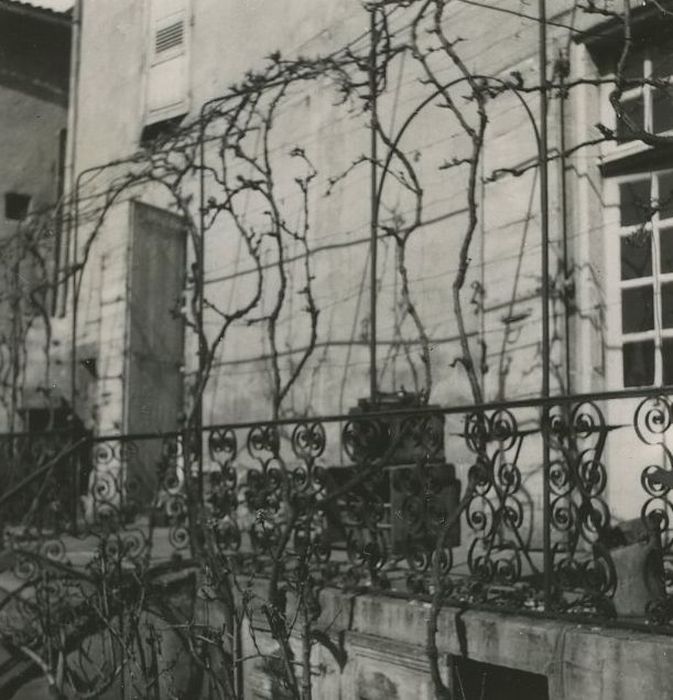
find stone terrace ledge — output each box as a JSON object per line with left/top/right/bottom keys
{"left": 241, "top": 586, "right": 673, "bottom": 700}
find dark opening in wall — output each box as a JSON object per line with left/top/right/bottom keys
{"left": 5, "top": 192, "right": 31, "bottom": 220}
{"left": 451, "top": 657, "right": 549, "bottom": 700}
{"left": 140, "top": 115, "right": 185, "bottom": 148}
{"left": 79, "top": 357, "right": 98, "bottom": 379}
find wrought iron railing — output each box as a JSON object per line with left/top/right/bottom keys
{"left": 2, "top": 388, "right": 673, "bottom": 633}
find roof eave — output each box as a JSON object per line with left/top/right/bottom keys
{"left": 573, "top": 0, "right": 673, "bottom": 46}
{"left": 0, "top": 0, "right": 72, "bottom": 28}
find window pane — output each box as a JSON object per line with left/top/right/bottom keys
{"left": 663, "top": 338, "right": 673, "bottom": 385}
{"left": 653, "top": 88, "right": 673, "bottom": 134}
{"left": 661, "top": 228, "right": 673, "bottom": 272}
{"left": 663, "top": 282, "right": 673, "bottom": 329}
{"left": 616, "top": 96, "right": 645, "bottom": 143}
{"left": 659, "top": 172, "right": 673, "bottom": 221}
{"left": 620, "top": 232, "right": 651, "bottom": 279}
{"left": 621, "top": 286, "right": 654, "bottom": 333}
{"left": 618, "top": 43, "right": 646, "bottom": 81}
{"left": 620, "top": 178, "right": 651, "bottom": 226}
{"left": 623, "top": 340, "right": 655, "bottom": 387}
{"left": 623, "top": 340, "right": 654, "bottom": 387}
{"left": 651, "top": 42, "right": 673, "bottom": 79}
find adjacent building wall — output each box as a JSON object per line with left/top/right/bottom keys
{"left": 0, "top": 5, "right": 70, "bottom": 240}
{"left": 0, "top": 3, "right": 71, "bottom": 429}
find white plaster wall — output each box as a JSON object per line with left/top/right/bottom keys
{"left": 57, "top": 0, "right": 658, "bottom": 547}
{"left": 66, "top": 1, "right": 595, "bottom": 432}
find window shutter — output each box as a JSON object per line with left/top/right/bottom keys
{"left": 145, "top": 1, "right": 190, "bottom": 125}
{"left": 155, "top": 19, "right": 184, "bottom": 56}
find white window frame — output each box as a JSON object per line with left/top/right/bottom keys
{"left": 604, "top": 168, "right": 673, "bottom": 388}
{"left": 600, "top": 44, "right": 673, "bottom": 164}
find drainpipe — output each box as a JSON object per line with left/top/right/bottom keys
{"left": 197, "top": 100, "right": 206, "bottom": 497}
{"left": 557, "top": 50, "right": 572, "bottom": 395}
{"left": 66, "top": 0, "right": 82, "bottom": 431}
{"left": 369, "top": 8, "right": 379, "bottom": 403}
{"left": 538, "top": 0, "right": 553, "bottom": 609}
{"left": 65, "top": 1, "right": 83, "bottom": 528}
{"left": 63, "top": 0, "right": 82, "bottom": 318}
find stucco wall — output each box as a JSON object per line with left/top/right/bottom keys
{"left": 66, "top": 0, "right": 618, "bottom": 435}
{"left": 58, "top": 6, "right": 642, "bottom": 582}
{"left": 60, "top": 0, "right": 647, "bottom": 555}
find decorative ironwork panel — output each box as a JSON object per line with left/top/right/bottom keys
{"left": 2, "top": 390, "right": 673, "bottom": 674}
{"left": 548, "top": 401, "right": 616, "bottom": 614}
{"left": 459, "top": 409, "right": 537, "bottom": 606}
{"left": 635, "top": 395, "right": 673, "bottom": 624}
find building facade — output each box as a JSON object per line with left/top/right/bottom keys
{"left": 5, "top": 0, "right": 673, "bottom": 698}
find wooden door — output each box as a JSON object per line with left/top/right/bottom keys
{"left": 126, "top": 202, "right": 185, "bottom": 498}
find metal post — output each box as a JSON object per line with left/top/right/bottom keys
{"left": 539, "top": 0, "right": 552, "bottom": 608}
{"left": 557, "top": 55, "right": 573, "bottom": 394}
{"left": 9, "top": 258, "right": 20, "bottom": 436}
{"left": 70, "top": 186, "right": 79, "bottom": 422}
{"left": 369, "top": 8, "right": 379, "bottom": 403}
{"left": 70, "top": 173, "right": 83, "bottom": 531}
{"left": 68, "top": 0, "right": 83, "bottom": 422}
{"left": 196, "top": 111, "right": 208, "bottom": 500}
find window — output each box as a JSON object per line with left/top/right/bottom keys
{"left": 615, "top": 41, "right": 673, "bottom": 142}
{"left": 588, "top": 20, "right": 673, "bottom": 388}
{"left": 617, "top": 170, "right": 673, "bottom": 386}
{"left": 597, "top": 37, "right": 673, "bottom": 145}
{"left": 5, "top": 192, "right": 30, "bottom": 221}
{"left": 145, "top": 0, "right": 189, "bottom": 128}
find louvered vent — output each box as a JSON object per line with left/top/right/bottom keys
{"left": 155, "top": 20, "right": 184, "bottom": 54}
